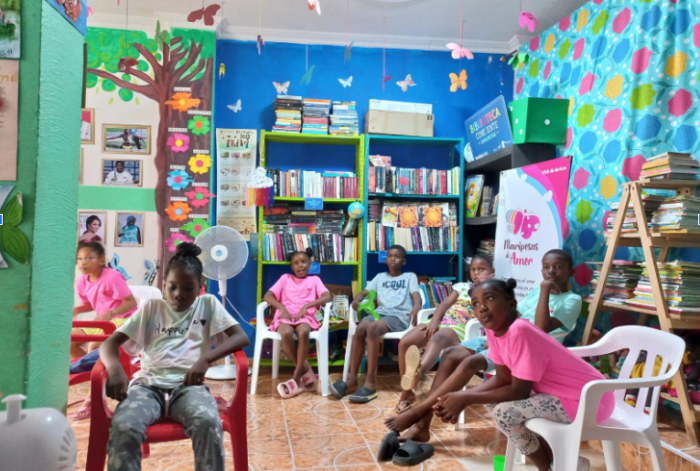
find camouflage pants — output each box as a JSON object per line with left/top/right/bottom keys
{"left": 107, "top": 384, "right": 224, "bottom": 471}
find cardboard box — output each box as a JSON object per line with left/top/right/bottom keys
{"left": 365, "top": 110, "right": 434, "bottom": 137}
{"left": 369, "top": 99, "right": 433, "bottom": 114}
{"left": 508, "top": 97, "right": 568, "bottom": 145}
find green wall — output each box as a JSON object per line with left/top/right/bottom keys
{"left": 0, "top": 0, "right": 83, "bottom": 411}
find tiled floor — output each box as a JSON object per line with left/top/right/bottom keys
{"left": 69, "top": 367, "right": 700, "bottom": 470}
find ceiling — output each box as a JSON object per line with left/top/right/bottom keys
{"left": 89, "top": 0, "right": 589, "bottom": 53}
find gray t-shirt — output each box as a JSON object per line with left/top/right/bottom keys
{"left": 366, "top": 272, "right": 419, "bottom": 318}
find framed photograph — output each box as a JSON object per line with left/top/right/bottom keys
{"left": 102, "top": 159, "right": 143, "bottom": 187}
{"left": 78, "top": 211, "right": 107, "bottom": 245}
{"left": 115, "top": 212, "right": 145, "bottom": 247}
{"left": 79, "top": 149, "right": 84, "bottom": 184}
{"left": 102, "top": 124, "right": 151, "bottom": 155}
{"left": 81, "top": 109, "right": 94, "bottom": 144}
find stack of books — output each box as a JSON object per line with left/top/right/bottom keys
{"left": 475, "top": 238, "right": 495, "bottom": 259}
{"left": 261, "top": 206, "right": 359, "bottom": 262}
{"left": 368, "top": 165, "right": 461, "bottom": 196}
{"left": 268, "top": 169, "right": 359, "bottom": 199}
{"left": 330, "top": 101, "right": 359, "bottom": 135}
{"left": 302, "top": 98, "right": 331, "bottom": 135}
{"left": 627, "top": 261, "right": 700, "bottom": 317}
{"left": 641, "top": 152, "right": 700, "bottom": 181}
{"left": 418, "top": 276, "right": 457, "bottom": 308}
{"left": 366, "top": 201, "right": 459, "bottom": 253}
{"left": 273, "top": 96, "right": 303, "bottom": 133}
{"left": 605, "top": 194, "right": 665, "bottom": 234}
{"left": 586, "top": 260, "right": 642, "bottom": 306}
{"left": 649, "top": 196, "right": 700, "bottom": 234}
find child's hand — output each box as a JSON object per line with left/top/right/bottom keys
{"left": 280, "top": 307, "right": 293, "bottom": 321}
{"left": 540, "top": 279, "right": 561, "bottom": 294}
{"left": 433, "top": 392, "right": 469, "bottom": 424}
{"left": 425, "top": 318, "right": 441, "bottom": 338}
{"left": 475, "top": 272, "right": 495, "bottom": 283}
{"left": 97, "top": 311, "right": 113, "bottom": 321}
{"left": 106, "top": 366, "right": 129, "bottom": 402}
{"left": 409, "top": 311, "right": 419, "bottom": 327}
{"left": 296, "top": 304, "right": 310, "bottom": 318}
{"left": 351, "top": 299, "right": 360, "bottom": 311}
{"left": 184, "top": 359, "right": 209, "bottom": 386}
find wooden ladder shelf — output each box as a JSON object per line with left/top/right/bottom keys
{"left": 581, "top": 179, "right": 700, "bottom": 446}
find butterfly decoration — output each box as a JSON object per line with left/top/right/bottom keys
{"left": 396, "top": 74, "right": 416, "bottom": 92}
{"left": 87, "top": 6, "right": 94, "bottom": 16}
{"left": 187, "top": 4, "right": 221, "bottom": 26}
{"left": 449, "top": 69, "right": 468, "bottom": 92}
{"left": 257, "top": 35, "right": 265, "bottom": 55}
{"left": 118, "top": 57, "right": 139, "bottom": 72}
{"left": 109, "top": 254, "right": 132, "bottom": 281}
{"left": 227, "top": 99, "right": 242, "bottom": 113}
{"left": 344, "top": 40, "right": 355, "bottom": 64}
{"left": 143, "top": 259, "right": 160, "bottom": 286}
{"left": 0, "top": 186, "right": 29, "bottom": 266}
{"left": 300, "top": 65, "right": 315, "bottom": 85}
{"left": 508, "top": 52, "right": 530, "bottom": 70}
{"left": 446, "top": 43, "right": 474, "bottom": 60}
{"left": 273, "top": 81, "right": 290, "bottom": 95}
{"left": 308, "top": 0, "right": 321, "bottom": 15}
{"left": 338, "top": 76, "right": 353, "bottom": 88}
{"left": 219, "top": 63, "right": 225, "bottom": 79}
{"left": 519, "top": 11, "right": 539, "bottom": 32}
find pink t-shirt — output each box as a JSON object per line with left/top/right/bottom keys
{"left": 75, "top": 267, "right": 137, "bottom": 318}
{"left": 487, "top": 318, "right": 615, "bottom": 423}
{"left": 269, "top": 274, "right": 328, "bottom": 318}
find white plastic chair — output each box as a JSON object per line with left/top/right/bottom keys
{"left": 503, "top": 325, "right": 684, "bottom": 471}
{"left": 342, "top": 291, "right": 429, "bottom": 382}
{"left": 129, "top": 285, "right": 163, "bottom": 306}
{"left": 251, "top": 301, "right": 332, "bottom": 396}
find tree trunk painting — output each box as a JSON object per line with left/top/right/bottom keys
{"left": 86, "top": 27, "right": 215, "bottom": 284}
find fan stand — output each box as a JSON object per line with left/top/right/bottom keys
{"left": 204, "top": 290, "right": 252, "bottom": 380}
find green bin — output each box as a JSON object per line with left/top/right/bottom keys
{"left": 508, "top": 97, "right": 569, "bottom": 145}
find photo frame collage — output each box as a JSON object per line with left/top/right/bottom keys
{"left": 78, "top": 211, "right": 145, "bottom": 248}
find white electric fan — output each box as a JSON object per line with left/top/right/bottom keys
{"left": 195, "top": 226, "right": 250, "bottom": 380}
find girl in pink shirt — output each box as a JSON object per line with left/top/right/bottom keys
{"left": 263, "top": 248, "right": 331, "bottom": 398}
{"left": 433, "top": 279, "right": 614, "bottom": 471}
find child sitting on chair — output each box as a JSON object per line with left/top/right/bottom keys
{"left": 100, "top": 242, "right": 249, "bottom": 471}
{"left": 331, "top": 245, "right": 422, "bottom": 404}
{"left": 263, "top": 248, "right": 332, "bottom": 398}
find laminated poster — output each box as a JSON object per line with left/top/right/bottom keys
{"left": 0, "top": 0, "right": 20, "bottom": 59}
{"left": 215, "top": 129, "right": 257, "bottom": 240}
{"left": 0, "top": 59, "right": 18, "bottom": 181}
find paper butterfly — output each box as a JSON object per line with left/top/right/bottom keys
{"left": 227, "top": 99, "right": 242, "bottom": 113}
{"left": 344, "top": 40, "right": 355, "bottom": 63}
{"left": 187, "top": 4, "right": 221, "bottom": 26}
{"left": 308, "top": 0, "right": 321, "bottom": 15}
{"left": 449, "top": 70, "right": 468, "bottom": 92}
{"left": 257, "top": 35, "right": 265, "bottom": 55}
{"left": 446, "top": 43, "right": 474, "bottom": 60}
{"left": 300, "top": 65, "right": 315, "bottom": 85}
{"left": 118, "top": 57, "right": 139, "bottom": 72}
{"left": 109, "top": 254, "right": 132, "bottom": 281}
{"left": 143, "top": 259, "right": 160, "bottom": 286}
{"left": 273, "top": 81, "right": 290, "bottom": 95}
{"left": 396, "top": 74, "right": 416, "bottom": 92}
{"left": 87, "top": 6, "right": 94, "bottom": 16}
{"left": 218, "top": 63, "right": 225, "bottom": 79}
{"left": 338, "top": 76, "right": 353, "bottom": 88}
{"left": 519, "top": 11, "right": 539, "bottom": 32}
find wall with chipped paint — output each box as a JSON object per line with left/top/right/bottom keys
{"left": 0, "top": 0, "right": 83, "bottom": 411}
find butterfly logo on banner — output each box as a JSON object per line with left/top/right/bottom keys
{"left": 187, "top": 4, "right": 221, "bottom": 26}
{"left": 396, "top": 74, "right": 416, "bottom": 92}
{"left": 339, "top": 76, "right": 353, "bottom": 88}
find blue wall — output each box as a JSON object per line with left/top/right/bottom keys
{"left": 214, "top": 40, "right": 514, "bottom": 352}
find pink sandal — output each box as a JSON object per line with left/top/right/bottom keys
{"left": 277, "top": 379, "right": 303, "bottom": 398}
{"left": 301, "top": 369, "right": 317, "bottom": 392}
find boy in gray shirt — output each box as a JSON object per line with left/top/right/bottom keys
{"left": 330, "top": 245, "right": 422, "bottom": 404}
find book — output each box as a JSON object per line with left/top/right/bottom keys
{"left": 399, "top": 205, "right": 418, "bottom": 228}
{"left": 465, "top": 175, "right": 485, "bottom": 218}
{"left": 479, "top": 185, "right": 495, "bottom": 216}
{"left": 382, "top": 202, "right": 399, "bottom": 227}
{"left": 423, "top": 206, "right": 443, "bottom": 228}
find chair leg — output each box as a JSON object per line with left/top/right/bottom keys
{"left": 142, "top": 443, "right": 150, "bottom": 459}
{"left": 272, "top": 339, "right": 281, "bottom": 379}
{"left": 229, "top": 418, "right": 249, "bottom": 471}
{"left": 251, "top": 334, "right": 264, "bottom": 395}
{"left": 601, "top": 440, "right": 622, "bottom": 471}
{"left": 317, "top": 336, "right": 330, "bottom": 397}
{"left": 503, "top": 439, "right": 517, "bottom": 471}
{"left": 642, "top": 429, "right": 667, "bottom": 471}
{"left": 342, "top": 331, "right": 353, "bottom": 382}
{"left": 85, "top": 425, "right": 109, "bottom": 471}
{"left": 553, "top": 443, "right": 580, "bottom": 471}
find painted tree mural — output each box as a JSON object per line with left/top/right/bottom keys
{"left": 86, "top": 25, "right": 215, "bottom": 277}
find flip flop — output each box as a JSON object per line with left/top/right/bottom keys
{"left": 348, "top": 386, "right": 378, "bottom": 404}
{"left": 392, "top": 439, "right": 434, "bottom": 466}
{"left": 330, "top": 380, "right": 349, "bottom": 400}
{"left": 277, "top": 379, "right": 303, "bottom": 399}
{"left": 394, "top": 400, "right": 415, "bottom": 414}
{"left": 377, "top": 431, "right": 401, "bottom": 461}
{"left": 301, "top": 369, "right": 317, "bottom": 392}
{"left": 401, "top": 345, "right": 422, "bottom": 391}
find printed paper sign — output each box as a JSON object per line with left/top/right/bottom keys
{"left": 0, "top": 60, "right": 19, "bottom": 181}
{"left": 305, "top": 198, "right": 323, "bottom": 210}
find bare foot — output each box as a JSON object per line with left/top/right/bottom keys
{"left": 399, "top": 389, "right": 416, "bottom": 404}
{"left": 384, "top": 408, "right": 420, "bottom": 433}
{"left": 399, "top": 424, "right": 431, "bottom": 443}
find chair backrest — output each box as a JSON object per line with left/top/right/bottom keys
{"left": 130, "top": 285, "right": 163, "bottom": 306}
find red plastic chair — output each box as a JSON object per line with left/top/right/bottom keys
{"left": 85, "top": 350, "right": 249, "bottom": 471}
{"left": 70, "top": 321, "right": 133, "bottom": 386}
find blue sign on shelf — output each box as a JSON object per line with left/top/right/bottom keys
{"left": 464, "top": 95, "right": 513, "bottom": 160}
{"left": 308, "top": 261, "right": 321, "bottom": 274}
{"left": 378, "top": 251, "right": 387, "bottom": 263}
{"left": 305, "top": 198, "right": 324, "bottom": 210}
{"left": 0, "top": 214, "right": 3, "bottom": 225}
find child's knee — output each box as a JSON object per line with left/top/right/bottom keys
{"left": 367, "top": 323, "right": 384, "bottom": 340}
{"left": 355, "top": 321, "right": 369, "bottom": 336}
{"left": 296, "top": 324, "right": 311, "bottom": 338}
{"left": 492, "top": 402, "right": 519, "bottom": 429}
{"left": 443, "top": 345, "right": 469, "bottom": 363}
{"left": 110, "top": 412, "right": 146, "bottom": 443}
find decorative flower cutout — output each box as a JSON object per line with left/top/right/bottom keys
{"left": 185, "top": 187, "right": 216, "bottom": 208}
{"left": 167, "top": 169, "right": 194, "bottom": 191}
{"left": 188, "top": 116, "right": 211, "bottom": 136}
{"left": 188, "top": 154, "right": 212, "bottom": 174}
{"left": 165, "top": 92, "right": 201, "bottom": 112}
{"left": 180, "top": 218, "right": 211, "bottom": 237}
{"left": 167, "top": 133, "right": 190, "bottom": 153}
{"left": 166, "top": 232, "right": 194, "bottom": 252}
{"left": 166, "top": 201, "right": 192, "bottom": 222}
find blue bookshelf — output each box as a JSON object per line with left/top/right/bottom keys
{"left": 362, "top": 134, "right": 465, "bottom": 285}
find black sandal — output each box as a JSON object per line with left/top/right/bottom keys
{"left": 377, "top": 431, "right": 400, "bottom": 461}
{"left": 392, "top": 440, "right": 434, "bottom": 466}
{"left": 348, "top": 386, "right": 378, "bottom": 404}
